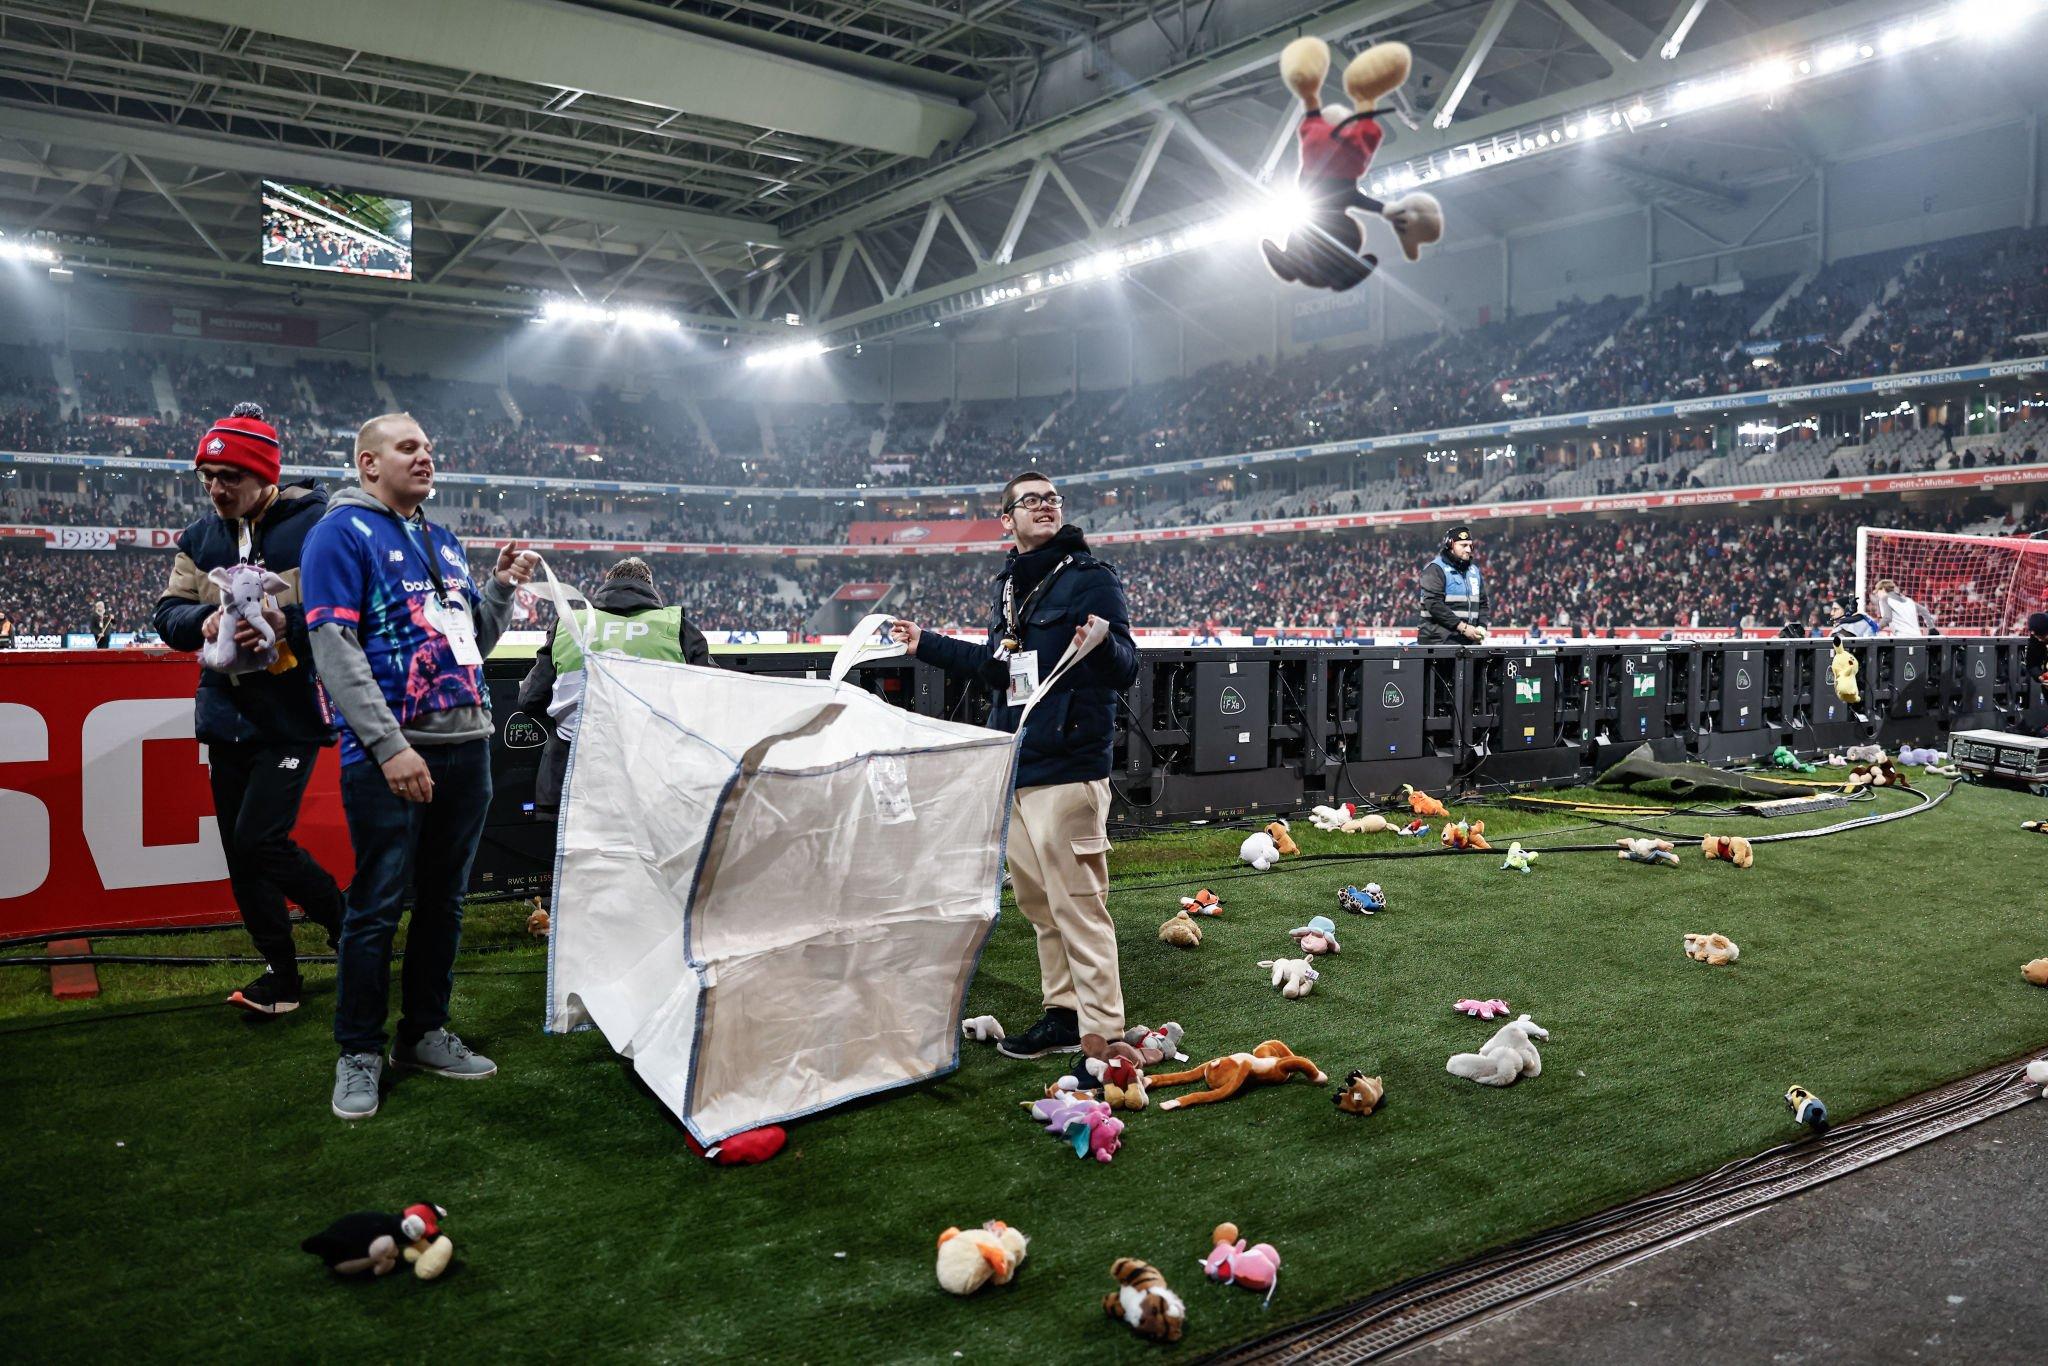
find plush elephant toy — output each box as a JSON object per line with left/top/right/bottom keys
{"left": 201, "top": 562, "right": 291, "bottom": 676}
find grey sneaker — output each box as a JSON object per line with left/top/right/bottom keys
{"left": 332, "top": 1052, "right": 383, "bottom": 1120}
{"left": 391, "top": 1029, "right": 497, "bottom": 1080}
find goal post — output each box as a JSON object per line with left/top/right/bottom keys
{"left": 1856, "top": 526, "right": 2048, "bottom": 634}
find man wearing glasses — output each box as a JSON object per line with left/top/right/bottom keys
{"left": 890, "top": 472, "right": 1139, "bottom": 1060}
{"left": 153, "top": 402, "right": 345, "bottom": 1016}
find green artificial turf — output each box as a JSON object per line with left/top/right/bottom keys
{"left": 3, "top": 778, "right": 2045, "bottom": 1363}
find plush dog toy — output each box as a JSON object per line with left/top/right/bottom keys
{"left": 202, "top": 561, "right": 293, "bottom": 676}
{"left": 1454, "top": 997, "right": 1512, "bottom": 1020}
{"left": 1401, "top": 785, "right": 1449, "bottom": 818}
{"left": 2022, "top": 957, "right": 2048, "bottom": 986}
{"left": 301, "top": 1202, "right": 453, "bottom": 1280}
{"left": 1447, "top": 1013, "right": 1548, "bottom": 1086}
{"left": 1159, "top": 909, "right": 1204, "bottom": 947}
{"left": 1617, "top": 837, "right": 1680, "bottom": 867}
{"left": 961, "top": 1015, "right": 1006, "bottom": 1042}
{"left": 936, "top": 1221, "right": 1029, "bottom": 1296}
{"left": 1266, "top": 819, "right": 1299, "bottom": 856}
{"left": 1180, "top": 887, "right": 1223, "bottom": 915}
{"left": 1397, "top": 819, "right": 1431, "bottom": 838}
{"left": 1262, "top": 37, "right": 1441, "bottom": 293}
{"left": 1151, "top": 1039, "right": 1328, "bottom": 1110}
{"left": 1771, "top": 744, "right": 1818, "bottom": 774}
{"left": 1125, "top": 1021, "right": 1188, "bottom": 1062}
{"left": 1499, "top": 841, "right": 1538, "bottom": 873}
{"left": 1441, "top": 818, "right": 1490, "bottom": 851}
{"left": 1289, "top": 915, "right": 1342, "bottom": 955}
{"left": 1259, "top": 957, "right": 1320, "bottom": 999}
{"left": 1203, "top": 1222, "right": 1282, "bottom": 1305}
{"left": 1104, "top": 1258, "right": 1186, "bottom": 1342}
{"left": 1701, "top": 834, "right": 1754, "bottom": 869}
{"left": 1240, "top": 830, "right": 1282, "bottom": 871}
{"left": 1684, "top": 932, "right": 1740, "bottom": 966}
{"left": 1337, "top": 882, "right": 1386, "bottom": 915}
{"left": 1830, "top": 642, "right": 1861, "bottom": 704}
{"left": 1785, "top": 1084, "right": 1829, "bottom": 1133}
{"left": 1333, "top": 1069, "right": 1384, "bottom": 1116}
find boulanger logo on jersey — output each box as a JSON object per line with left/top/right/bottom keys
{"left": 1219, "top": 686, "right": 1246, "bottom": 716}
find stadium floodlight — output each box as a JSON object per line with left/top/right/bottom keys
{"left": 744, "top": 338, "right": 827, "bottom": 369}
{"left": 539, "top": 298, "right": 680, "bottom": 330}
{"left": 0, "top": 235, "right": 60, "bottom": 265}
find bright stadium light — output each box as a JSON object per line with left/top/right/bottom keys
{"left": 0, "top": 234, "right": 60, "bottom": 265}
{"left": 538, "top": 298, "right": 680, "bottom": 330}
{"left": 744, "top": 338, "right": 826, "bottom": 369}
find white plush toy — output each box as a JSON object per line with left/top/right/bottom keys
{"left": 2026, "top": 1058, "right": 2048, "bottom": 1089}
{"left": 1258, "top": 957, "right": 1320, "bottom": 999}
{"left": 1308, "top": 803, "right": 1357, "bottom": 831}
{"left": 1240, "top": 830, "right": 1281, "bottom": 871}
{"left": 201, "top": 561, "right": 291, "bottom": 676}
{"left": 1446, "top": 1013, "right": 1548, "bottom": 1086}
{"left": 960, "top": 1015, "right": 1006, "bottom": 1042}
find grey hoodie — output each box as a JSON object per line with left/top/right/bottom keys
{"left": 307, "top": 486, "right": 516, "bottom": 766}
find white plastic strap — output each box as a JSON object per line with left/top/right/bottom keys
{"left": 533, "top": 555, "right": 595, "bottom": 652}
{"left": 1017, "top": 615, "right": 1110, "bottom": 726}
{"left": 829, "top": 612, "right": 907, "bottom": 684}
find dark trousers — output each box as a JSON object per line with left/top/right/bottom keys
{"left": 334, "top": 740, "right": 492, "bottom": 1055}
{"left": 207, "top": 739, "right": 343, "bottom": 981}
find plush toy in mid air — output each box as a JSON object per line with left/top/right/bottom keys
{"left": 1333, "top": 1069, "right": 1385, "bottom": 1116}
{"left": 1180, "top": 887, "right": 1223, "bottom": 915}
{"left": 1771, "top": 745, "right": 1818, "bottom": 774}
{"left": 1151, "top": 1039, "right": 1328, "bottom": 1110}
{"left": 1289, "top": 915, "right": 1342, "bottom": 956}
{"left": 301, "top": 1201, "right": 453, "bottom": 1280}
{"left": 1499, "top": 841, "right": 1538, "bottom": 873}
{"left": 1259, "top": 957, "right": 1321, "bottom": 999}
{"left": 1202, "top": 1222, "right": 1282, "bottom": 1304}
{"left": 1261, "top": 38, "right": 1443, "bottom": 292}
{"left": 1441, "top": 818, "right": 1490, "bottom": 851}
{"left": 1159, "top": 909, "right": 1204, "bottom": 947}
{"left": 1701, "top": 834, "right": 1754, "bottom": 869}
{"left": 202, "top": 561, "right": 293, "bottom": 677}
{"left": 1401, "top": 785, "right": 1449, "bottom": 818}
{"left": 1684, "top": 932, "right": 1741, "bottom": 966}
{"left": 936, "top": 1221, "right": 1029, "bottom": 1296}
{"left": 1830, "top": 641, "right": 1862, "bottom": 704}
{"left": 1616, "top": 837, "right": 1680, "bottom": 867}
{"left": 1240, "top": 830, "right": 1282, "bottom": 871}
{"left": 1104, "top": 1258, "right": 1186, "bottom": 1342}
{"left": 1446, "top": 1014, "right": 1548, "bottom": 1086}
{"left": 1337, "top": 882, "right": 1385, "bottom": 915}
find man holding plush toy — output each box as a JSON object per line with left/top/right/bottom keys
{"left": 890, "top": 472, "right": 1140, "bottom": 1060}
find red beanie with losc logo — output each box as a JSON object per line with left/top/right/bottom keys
{"left": 193, "top": 401, "right": 282, "bottom": 486}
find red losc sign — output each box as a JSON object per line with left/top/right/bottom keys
{"left": 0, "top": 652, "right": 352, "bottom": 940}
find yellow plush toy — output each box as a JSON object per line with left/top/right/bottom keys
{"left": 936, "top": 1221, "right": 1029, "bottom": 1296}
{"left": 1158, "top": 909, "right": 1203, "bottom": 948}
{"left": 1830, "top": 641, "right": 1861, "bottom": 704}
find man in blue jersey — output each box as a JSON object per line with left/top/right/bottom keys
{"left": 301, "top": 411, "right": 537, "bottom": 1121}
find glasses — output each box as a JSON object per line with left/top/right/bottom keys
{"left": 195, "top": 468, "right": 250, "bottom": 489}
{"left": 1004, "top": 492, "right": 1064, "bottom": 513}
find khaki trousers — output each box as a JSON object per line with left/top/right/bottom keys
{"left": 1007, "top": 777, "right": 1125, "bottom": 1038}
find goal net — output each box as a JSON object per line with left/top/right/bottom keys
{"left": 1856, "top": 526, "right": 2048, "bottom": 634}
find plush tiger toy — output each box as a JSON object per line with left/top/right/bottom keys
{"left": 1103, "top": 1257, "right": 1186, "bottom": 1342}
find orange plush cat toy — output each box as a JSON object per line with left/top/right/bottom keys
{"left": 1150, "top": 1041, "right": 1328, "bottom": 1111}
{"left": 1401, "top": 785, "right": 1448, "bottom": 818}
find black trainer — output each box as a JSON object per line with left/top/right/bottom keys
{"left": 998, "top": 1008, "right": 1082, "bottom": 1060}
{"left": 229, "top": 970, "right": 301, "bottom": 1016}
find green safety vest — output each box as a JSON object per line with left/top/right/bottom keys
{"left": 548, "top": 605, "right": 689, "bottom": 739}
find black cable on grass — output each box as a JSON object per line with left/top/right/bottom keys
{"left": 0, "top": 940, "right": 548, "bottom": 971}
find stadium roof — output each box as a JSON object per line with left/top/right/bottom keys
{"left": 0, "top": 0, "right": 1998, "bottom": 334}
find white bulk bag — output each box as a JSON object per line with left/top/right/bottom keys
{"left": 543, "top": 595, "right": 1103, "bottom": 1144}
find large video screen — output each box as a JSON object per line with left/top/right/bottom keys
{"left": 260, "top": 181, "right": 413, "bottom": 280}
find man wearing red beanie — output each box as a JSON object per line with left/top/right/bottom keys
{"left": 153, "top": 402, "right": 345, "bottom": 1016}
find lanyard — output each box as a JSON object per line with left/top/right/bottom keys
{"left": 1001, "top": 554, "right": 1072, "bottom": 651}
{"left": 233, "top": 487, "right": 279, "bottom": 566}
{"left": 376, "top": 501, "right": 452, "bottom": 602}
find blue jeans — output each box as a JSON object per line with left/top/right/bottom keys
{"left": 333, "top": 740, "right": 493, "bottom": 1055}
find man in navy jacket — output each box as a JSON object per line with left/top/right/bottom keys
{"left": 891, "top": 471, "right": 1140, "bottom": 1059}
{"left": 152, "top": 402, "right": 344, "bottom": 1017}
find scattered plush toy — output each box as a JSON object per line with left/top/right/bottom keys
{"left": 1125, "top": 1021, "right": 1188, "bottom": 1062}
{"left": 1898, "top": 746, "right": 1945, "bottom": 766}
{"left": 1340, "top": 811, "right": 1391, "bottom": 834}
{"left": 1104, "top": 1258, "right": 1186, "bottom": 1342}
{"left": 1401, "top": 785, "right": 1449, "bottom": 818}
{"left": 1309, "top": 803, "right": 1357, "bottom": 831}
{"left": 1266, "top": 819, "right": 1299, "bottom": 856}
{"left": 2026, "top": 1058, "right": 2048, "bottom": 1090}
{"left": 1202, "top": 1222, "right": 1282, "bottom": 1306}
{"left": 1312, "top": 803, "right": 1394, "bottom": 833}
{"left": 1784, "top": 1084, "right": 1829, "bottom": 1133}
{"left": 1616, "top": 837, "right": 1680, "bottom": 867}
{"left": 1259, "top": 957, "right": 1321, "bottom": 999}
{"left": 1446, "top": 1013, "right": 1548, "bottom": 1086}
{"left": 526, "top": 903, "right": 551, "bottom": 937}
{"left": 2022, "top": 957, "right": 2048, "bottom": 986}
{"left": 1159, "top": 909, "right": 1204, "bottom": 947}
{"left": 1441, "top": 818, "right": 1490, "bottom": 851}
{"left": 1684, "top": 932, "right": 1740, "bottom": 966}
{"left": 301, "top": 1202, "right": 452, "bottom": 1280}
{"left": 1846, "top": 759, "right": 1905, "bottom": 792}
{"left": 1845, "top": 743, "right": 1886, "bottom": 765}
{"left": 1180, "top": 887, "right": 1223, "bottom": 915}
{"left": 1240, "top": 830, "right": 1282, "bottom": 871}
{"left": 1082, "top": 1031, "right": 1164, "bottom": 1070}
{"left": 1027, "top": 1095, "right": 1124, "bottom": 1163}
{"left": 1397, "top": 819, "right": 1431, "bottom": 838}
{"left": 1333, "top": 1069, "right": 1384, "bottom": 1116}
{"left": 1770, "top": 744, "right": 1818, "bottom": 774}
{"left": 1926, "top": 762, "right": 1962, "bottom": 778}
{"left": 1454, "top": 997, "right": 1512, "bottom": 1020}
{"left": 1824, "top": 753, "right": 1850, "bottom": 767}
{"left": 1830, "top": 642, "right": 1861, "bottom": 704}
{"left": 961, "top": 1015, "right": 1006, "bottom": 1042}
{"left": 684, "top": 1125, "right": 787, "bottom": 1165}
{"left": 1499, "top": 841, "right": 1538, "bottom": 873}
{"left": 202, "top": 561, "right": 294, "bottom": 676}
{"left": 1151, "top": 1039, "right": 1329, "bottom": 1110}
{"left": 1071, "top": 1056, "right": 1150, "bottom": 1111}
{"left": 1289, "top": 915, "right": 1342, "bottom": 956}
{"left": 1337, "top": 882, "right": 1385, "bottom": 915}
{"left": 936, "top": 1221, "right": 1030, "bottom": 1296}
{"left": 2024, "top": 823, "right": 2048, "bottom": 836}
{"left": 1701, "top": 834, "right": 1754, "bottom": 869}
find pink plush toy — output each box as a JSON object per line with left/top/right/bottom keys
{"left": 1026, "top": 1095, "right": 1123, "bottom": 1163}
{"left": 1454, "top": 998, "right": 1512, "bottom": 1020}
{"left": 1202, "top": 1222, "right": 1281, "bottom": 1306}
